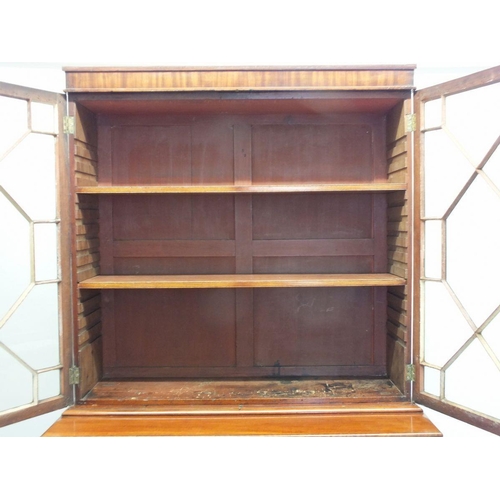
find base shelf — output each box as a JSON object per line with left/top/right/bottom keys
{"left": 43, "top": 379, "right": 440, "bottom": 437}
{"left": 78, "top": 273, "right": 406, "bottom": 289}
{"left": 43, "top": 408, "right": 442, "bottom": 437}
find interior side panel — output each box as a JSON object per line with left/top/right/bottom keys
{"left": 385, "top": 101, "right": 411, "bottom": 393}
{"left": 74, "top": 103, "right": 103, "bottom": 397}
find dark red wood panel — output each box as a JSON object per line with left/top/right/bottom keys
{"left": 252, "top": 124, "right": 373, "bottom": 183}
{"left": 110, "top": 122, "right": 234, "bottom": 185}
{"left": 111, "top": 195, "right": 235, "bottom": 241}
{"left": 114, "top": 257, "right": 235, "bottom": 275}
{"left": 253, "top": 256, "right": 373, "bottom": 274}
{"left": 252, "top": 193, "right": 373, "bottom": 240}
{"left": 254, "top": 288, "right": 374, "bottom": 367}
{"left": 74, "top": 94, "right": 409, "bottom": 116}
{"left": 111, "top": 126, "right": 192, "bottom": 185}
{"left": 113, "top": 289, "right": 237, "bottom": 367}
{"left": 191, "top": 122, "right": 234, "bottom": 184}
{"left": 98, "top": 111, "right": 387, "bottom": 378}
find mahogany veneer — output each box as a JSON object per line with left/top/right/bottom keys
{"left": 79, "top": 273, "right": 406, "bottom": 289}
{"left": 76, "top": 183, "right": 407, "bottom": 194}
{"left": 44, "top": 380, "right": 441, "bottom": 436}
{"left": 47, "top": 65, "right": 433, "bottom": 436}
{"left": 44, "top": 408, "right": 441, "bottom": 437}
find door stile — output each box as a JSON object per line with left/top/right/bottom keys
{"left": 413, "top": 88, "right": 425, "bottom": 403}
{"left": 66, "top": 100, "right": 80, "bottom": 403}
{"left": 405, "top": 92, "right": 416, "bottom": 401}
{"left": 57, "top": 92, "right": 74, "bottom": 409}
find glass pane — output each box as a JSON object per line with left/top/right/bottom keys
{"left": 446, "top": 82, "right": 500, "bottom": 166}
{"left": 34, "top": 223, "right": 58, "bottom": 282}
{"left": 0, "top": 345, "right": 33, "bottom": 412}
{"left": 482, "top": 142, "right": 500, "bottom": 190}
{"left": 424, "top": 98, "right": 442, "bottom": 130}
{"left": 0, "top": 191, "right": 32, "bottom": 321}
{"left": 424, "top": 220, "right": 442, "bottom": 279}
{"left": 38, "top": 369, "right": 61, "bottom": 400}
{"left": 30, "top": 102, "right": 57, "bottom": 134}
{"left": 447, "top": 175, "right": 500, "bottom": 327}
{"left": 0, "top": 133, "right": 56, "bottom": 220}
{"left": 423, "top": 129, "right": 473, "bottom": 218}
{"left": 0, "top": 95, "right": 28, "bottom": 158}
{"left": 423, "top": 281, "right": 473, "bottom": 367}
{"left": 423, "top": 365, "right": 441, "bottom": 397}
{"left": 482, "top": 312, "right": 500, "bottom": 360}
{"left": 445, "top": 337, "right": 500, "bottom": 419}
{"left": 0, "top": 283, "right": 60, "bottom": 370}
{"left": 0, "top": 88, "right": 65, "bottom": 421}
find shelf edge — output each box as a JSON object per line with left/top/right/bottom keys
{"left": 78, "top": 273, "right": 407, "bottom": 289}
{"left": 76, "top": 183, "right": 408, "bottom": 194}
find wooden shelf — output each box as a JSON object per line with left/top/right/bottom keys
{"left": 79, "top": 273, "right": 406, "bottom": 289}
{"left": 76, "top": 183, "right": 407, "bottom": 194}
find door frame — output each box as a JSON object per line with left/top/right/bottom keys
{"left": 414, "top": 66, "right": 500, "bottom": 435}
{"left": 0, "top": 81, "right": 74, "bottom": 427}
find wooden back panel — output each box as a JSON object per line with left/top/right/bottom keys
{"left": 98, "top": 113, "right": 389, "bottom": 378}
{"left": 252, "top": 124, "right": 373, "bottom": 183}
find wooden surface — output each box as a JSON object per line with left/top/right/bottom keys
{"left": 65, "top": 66, "right": 415, "bottom": 92}
{"left": 416, "top": 65, "right": 500, "bottom": 101}
{"left": 0, "top": 83, "right": 73, "bottom": 427}
{"left": 72, "top": 103, "right": 103, "bottom": 399}
{"left": 62, "top": 401, "right": 418, "bottom": 416}
{"left": 77, "top": 379, "right": 406, "bottom": 405}
{"left": 79, "top": 111, "right": 400, "bottom": 379}
{"left": 72, "top": 92, "right": 410, "bottom": 116}
{"left": 76, "top": 183, "right": 407, "bottom": 194}
{"left": 66, "top": 72, "right": 416, "bottom": 386}
{"left": 385, "top": 100, "right": 412, "bottom": 394}
{"left": 79, "top": 273, "right": 406, "bottom": 289}
{"left": 44, "top": 378, "right": 440, "bottom": 437}
{"left": 413, "top": 67, "right": 500, "bottom": 436}
{"left": 43, "top": 410, "right": 441, "bottom": 436}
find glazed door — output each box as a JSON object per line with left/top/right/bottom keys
{"left": 415, "top": 66, "right": 500, "bottom": 434}
{"left": 0, "top": 82, "right": 73, "bottom": 427}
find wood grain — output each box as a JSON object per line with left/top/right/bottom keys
{"left": 79, "top": 273, "right": 406, "bottom": 289}
{"left": 253, "top": 287, "right": 374, "bottom": 367}
{"left": 81, "top": 378, "right": 404, "bottom": 405}
{"left": 386, "top": 100, "right": 412, "bottom": 395}
{"left": 65, "top": 66, "right": 416, "bottom": 93}
{"left": 416, "top": 65, "right": 500, "bottom": 102}
{"left": 62, "top": 401, "right": 422, "bottom": 415}
{"left": 104, "top": 365, "right": 388, "bottom": 378}
{"left": 73, "top": 93, "right": 411, "bottom": 116}
{"left": 76, "top": 183, "right": 407, "bottom": 194}
{"left": 43, "top": 397, "right": 440, "bottom": 437}
{"left": 42, "top": 380, "right": 441, "bottom": 437}
{"left": 64, "top": 67, "right": 419, "bottom": 403}
{"left": 113, "top": 289, "right": 236, "bottom": 368}
{"left": 73, "top": 103, "right": 103, "bottom": 400}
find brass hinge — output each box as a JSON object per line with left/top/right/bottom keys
{"left": 405, "top": 113, "right": 417, "bottom": 133}
{"left": 63, "top": 115, "right": 75, "bottom": 135}
{"left": 406, "top": 364, "right": 416, "bottom": 382}
{"left": 69, "top": 366, "right": 80, "bottom": 385}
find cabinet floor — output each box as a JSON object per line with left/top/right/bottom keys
{"left": 80, "top": 378, "right": 406, "bottom": 406}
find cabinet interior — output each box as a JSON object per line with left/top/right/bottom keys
{"left": 73, "top": 91, "right": 411, "bottom": 404}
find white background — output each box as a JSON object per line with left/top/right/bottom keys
{"left": 1, "top": 0, "right": 499, "bottom": 497}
